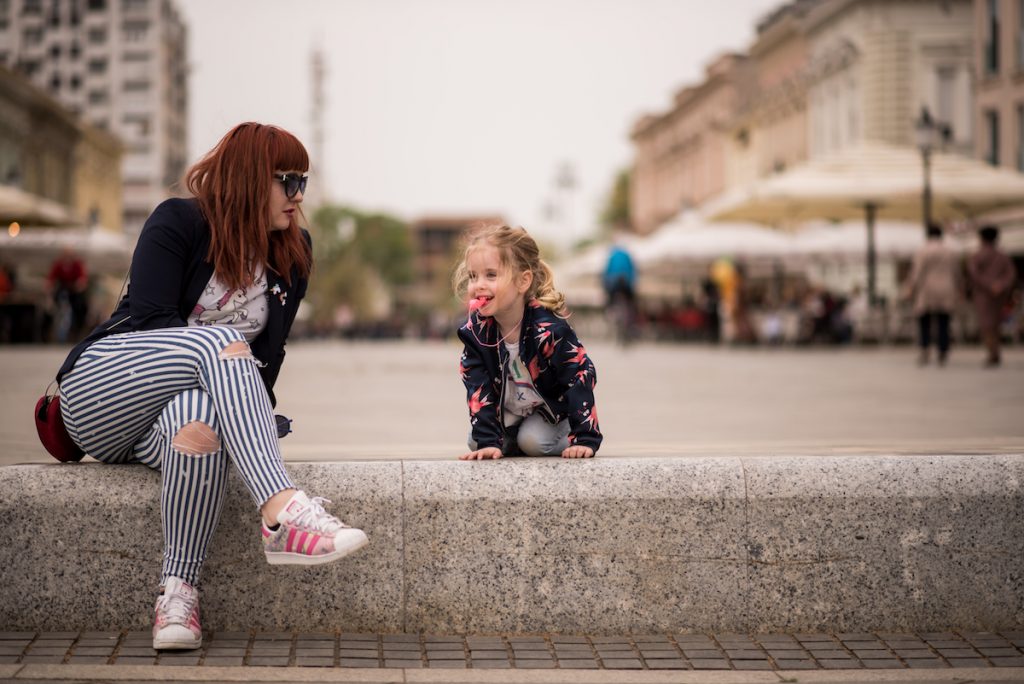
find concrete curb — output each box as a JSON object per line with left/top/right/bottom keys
{"left": 1, "top": 455, "right": 1022, "bottom": 633}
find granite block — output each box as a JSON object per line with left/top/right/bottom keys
{"left": 0, "top": 462, "right": 402, "bottom": 632}
{"left": 403, "top": 457, "right": 746, "bottom": 633}
{"left": 743, "top": 454, "right": 1024, "bottom": 631}
{"left": 4, "top": 454, "right": 1024, "bottom": 634}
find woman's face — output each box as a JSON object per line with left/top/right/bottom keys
{"left": 269, "top": 170, "right": 306, "bottom": 231}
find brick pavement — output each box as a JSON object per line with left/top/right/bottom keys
{"left": 3, "top": 630, "right": 1023, "bottom": 670}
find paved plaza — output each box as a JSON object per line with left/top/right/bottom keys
{"left": 3, "top": 341, "right": 1023, "bottom": 683}
{"left": 2, "top": 339, "right": 1023, "bottom": 466}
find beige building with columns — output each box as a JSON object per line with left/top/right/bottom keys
{"left": 974, "top": 0, "right": 1024, "bottom": 169}
{"left": 630, "top": 54, "right": 752, "bottom": 235}
{"left": 630, "top": 0, "right": 975, "bottom": 235}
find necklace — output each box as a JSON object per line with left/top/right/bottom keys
{"left": 499, "top": 318, "right": 523, "bottom": 345}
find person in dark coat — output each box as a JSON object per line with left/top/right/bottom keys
{"left": 967, "top": 225, "right": 1018, "bottom": 367}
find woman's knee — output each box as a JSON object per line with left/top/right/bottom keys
{"left": 171, "top": 421, "right": 220, "bottom": 456}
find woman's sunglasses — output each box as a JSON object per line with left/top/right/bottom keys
{"left": 274, "top": 173, "right": 308, "bottom": 199}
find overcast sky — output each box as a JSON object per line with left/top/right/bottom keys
{"left": 177, "top": 0, "right": 782, "bottom": 245}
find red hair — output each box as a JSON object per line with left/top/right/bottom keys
{"left": 185, "top": 122, "right": 312, "bottom": 290}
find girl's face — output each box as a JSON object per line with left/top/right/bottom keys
{"left": 269, "top": 169, "right": 306, "bottom": 231}
{"left": 466, "top": 244, "right": 531, "bottom": 319}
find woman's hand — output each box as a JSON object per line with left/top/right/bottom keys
{"left": 561, "top": 445, "right": 594, "bottom": 459}
{"left": 459, "top": 447, "right": 503, "bottom": 460}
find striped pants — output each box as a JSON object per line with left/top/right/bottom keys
{"left": 59, "top": 326, "right": 295, "bottom": 587}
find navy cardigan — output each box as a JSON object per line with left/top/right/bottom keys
{"left": 57, "top": 198, "right": 309, "bottom": 407}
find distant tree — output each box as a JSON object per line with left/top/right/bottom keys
{"left": 306, "top": 204, "right": 413, "bottom": 328}
{"left": 599, "top": 168, "right": 631, "bottom": 234}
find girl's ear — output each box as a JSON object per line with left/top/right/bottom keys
{"left": 517, "top": 269, "right": 534, "bottom": 295}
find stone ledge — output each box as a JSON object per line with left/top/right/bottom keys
{"left": 1, "top": 455, "right": 1022, "bottom": 633}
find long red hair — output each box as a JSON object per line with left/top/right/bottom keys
{"left": 185, "top": 122, "right": 312, "bottom": 289}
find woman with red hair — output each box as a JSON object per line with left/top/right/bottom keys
{"left": 51, "top": 123, "right": 368, "bottom": 650}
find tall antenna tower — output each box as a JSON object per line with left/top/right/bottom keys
{"left": 309, "top": 46, "right": 327, "bottom": 209}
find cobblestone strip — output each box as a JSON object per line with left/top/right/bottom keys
{"left": 2, "top": 629, "right": 1024, "bottom": 669}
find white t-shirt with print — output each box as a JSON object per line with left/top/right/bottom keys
{"left": 502, "top": 341, "right": 545, "bottom": 427}
{"left": 187, "top": 265, "right": 269, "bottom": 342}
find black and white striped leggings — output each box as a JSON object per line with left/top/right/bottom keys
{"left": 59, "top": 326, "right": 295, "bottom": 587}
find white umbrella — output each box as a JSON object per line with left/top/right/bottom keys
{"left": 707, "top": 142, "right": 1024, "bottom": 301}
{"left": 632, "top": 214, "right": 793, "bottom": 265}
{"left": 0, "top": 184, "right": 77, "bottom": 226}
{"left": 709, "top": 142, "right": 1024, "bottom": 224}
{"left": 791, "top": 220, "right": 928, "bottom": 257}
{"left": 0, "top": 226, "right": 132, "bottom": 272}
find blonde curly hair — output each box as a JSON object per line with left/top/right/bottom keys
{"left": 452, "top": 223, "right": 566, "bottom": 316}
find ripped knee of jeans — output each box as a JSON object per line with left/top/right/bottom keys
{"left": 171, "top": 421, "right": 221, "bottom": 456}
{"left": 218, "top": 340, "right": 252, "bottom": 361}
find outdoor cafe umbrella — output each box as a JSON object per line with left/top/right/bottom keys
{"left": 707, "top": 141, "right": 1024, "bottom": 302}
{"left": 0, "top": 184, "right": 77, "bottom": 226}
{"left": 0, "top": 225, "right": 132, "bottom": 273}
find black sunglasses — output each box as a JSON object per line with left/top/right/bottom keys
{"left": 273, "top": 173, "right": 308, "bottom": 199}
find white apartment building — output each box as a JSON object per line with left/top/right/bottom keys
{"left": 0, "top": 0, "right": 188, "bottom": 236}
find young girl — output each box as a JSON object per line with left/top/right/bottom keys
{"left": 51, "top": 123, "right": 368, "bottom": 650}
{"left": 454, "top": 224, "right": 601, "bottom": 459}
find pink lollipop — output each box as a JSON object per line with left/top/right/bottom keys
{"left": 468, "top": 297, "right": 487, "bottom": 311}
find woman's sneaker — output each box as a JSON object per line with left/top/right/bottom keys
{"left": 152, "top": 576, "right": 202, "bottom": 650}
{"left": 262, "top": 490, "right": 368, "bottom": 565}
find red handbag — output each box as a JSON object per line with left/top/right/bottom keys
{"left": 35, "top": 392, "right": 84, "bottom": 463}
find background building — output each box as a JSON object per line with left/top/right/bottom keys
{"left": 629, "top": 0, "right": 975, "bottom": 237}
{"left": 0, "top": 0, "right": 188, "bottom": 236}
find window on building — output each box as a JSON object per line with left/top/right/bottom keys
{"left": 123, "top": 113, "right": 150, "bottom": 136}
{"left": 69, "top": 74, "right": 81, "bottom": 90}
{"left": 986, "top": 0, "right": 1001, "bottom": 75}
{"left": 23, "top": 26, "right": 43, "bottom": 44}
{"left": 122, "top": 20, "right": 148, "bottom": 41}
{"left": 1019, "top": 0, "right": 1024, "bottom": 70}
{"left": 122, "top": 0, "right": 148, "bottom": 10}
{"left": 1017, "top": 104, "right": 1024, "bottom": 171}
{"left": 87, "top": 26, "right": 106, "bottom": 43}
{"left": 88, "top": 89, "right": 108, "bottom": 104}
{"left": 49, "top": 43, "right": 60, "bottom": 58}
{"left": 122, "top": 50, "right": 149, "bottom": 61}
{"left": 49, "top": 72, "right": 60, "bottom": 89}
{"left": 22, "top": 0, "right": 41, "bottom": 14}
{"left": 87, "top": 0, "right": 106, "bottom": 10}
{"left": 986, "top": 109, "right": 1000, "bottom": 165}
{"left": 69, "top": 41, "right": 80, "bottom": 59}
{"left": 87, "top": 57, "right": 106, "bottom": 73}
{"left": 123, "top": 78, "right": 150, "bottom": 92}
{"left": 0, "top": 0, "right": 9, "bottom": 14}
{"left": 936, "top": 66, "right": 956, "bottom": 129}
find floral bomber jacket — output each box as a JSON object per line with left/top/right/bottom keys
{"left": 457, "top": 300, "right": 602, "bottom": 453}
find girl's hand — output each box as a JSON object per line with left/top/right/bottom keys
{"left": 459, "top": 447, "right": 503, "bottom": 460}
{"left": 561, "top": 446, "right": 594, "bottom": 459}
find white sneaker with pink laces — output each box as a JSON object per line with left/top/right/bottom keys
{"left": 262, "top": 490, "right": 368, "bottom": 565}
{"left": 152, "top": 576, "right": 202, "bottom": 650}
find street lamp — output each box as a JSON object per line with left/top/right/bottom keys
{"left": 914, "top": 106, "right": 951, "bottom": 233}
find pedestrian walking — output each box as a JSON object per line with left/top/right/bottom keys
{"left": 967, "top": 225, "right": 1018, "bottom": 367}
{"left": 454, "top": 224, "right": 602, "bottom": 459}
{"left": 902, "top": 223, "right": 961, "bottom": 366}
{"left": 47, "top": 122, "right": 368, "bottom": 651}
